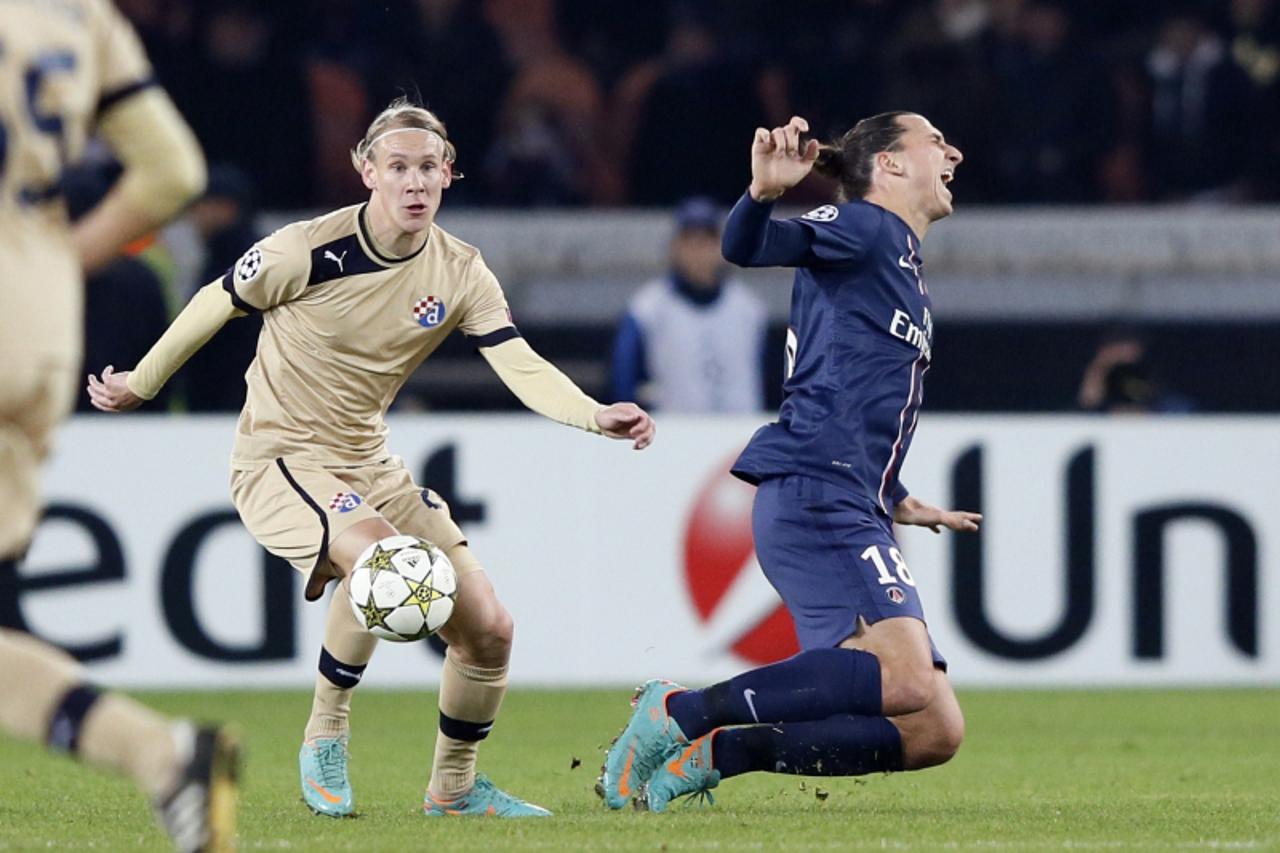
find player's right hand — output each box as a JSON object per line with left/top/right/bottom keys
{"left": 595, "top": 402, "right": 656, "bottom": 450}
{"left": 749, "top": 115, "right": 820, "bottom": 202}
{"left": 87, "top": 365, "right": 144, "bottom": 412}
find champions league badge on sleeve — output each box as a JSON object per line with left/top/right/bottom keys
{"left": 412, "top": 296, "right": 446, "bottom": 328}
{"left": 802, "top": 205, "right": 839, "bottom": 222}
{"left": 235, "top": 246, "right": 263, "bottom": 283}
{"left": 329, "top": 492, "right": 363, "bottom": 513}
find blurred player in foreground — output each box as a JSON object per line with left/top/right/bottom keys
{"left": 88, "top": 97, "right": 655, "bottom": 819}
{"left": 599, "top": 112, "right": 981, "bottom": 811}
{"left": 0, "top": 2, "right": 238, "bottom": 851}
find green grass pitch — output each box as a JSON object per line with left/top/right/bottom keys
{"left": 2, "top": 688, "right": 1277, "bottom": 850}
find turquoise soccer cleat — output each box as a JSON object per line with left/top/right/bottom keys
{"left": 634, "top": 733, "right": 721, "bottom": 813}
{"left": 298, "top": 736, "right": 354, "bottom": 818}
{"left": 596, "top": 678, "right": 689, "bottom": 809}
{"left": 422, "top": 774, "right": 552, "bottom": 817}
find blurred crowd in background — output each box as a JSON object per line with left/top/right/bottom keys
{"left": 115, "top": 0, "right": 1280, "bottom": 209}
{"left": 72, "top": 0, "right": 1280, "bottom": 419}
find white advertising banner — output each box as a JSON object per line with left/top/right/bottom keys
{"left": 8, "top": 415, "right": 1277, "bottom": 688}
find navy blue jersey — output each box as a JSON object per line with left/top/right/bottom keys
{"left": 723, "top": 194, "right": 934, "bottom": 518}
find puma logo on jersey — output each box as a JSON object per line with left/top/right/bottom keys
{"left": 324, "top": 249, "right": 347, "bottom": 272}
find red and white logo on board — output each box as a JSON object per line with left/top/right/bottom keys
{"left": 682, "top": 455, "right": 799, "bottom": 665}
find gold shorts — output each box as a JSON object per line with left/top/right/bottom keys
{"left": 231, "top": 454, "right": 478, "bottom": 600}
{"left": 0, "top": 364, "right": 76, "bottom": 557}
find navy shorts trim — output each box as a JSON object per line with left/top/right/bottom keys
{"left": 752, "top": 475, "right": 947, "bottom": 670}
{"left": 275, "top": 458, "right": 331, "bottom": 601}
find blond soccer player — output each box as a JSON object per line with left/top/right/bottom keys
{"left": 0, "top": 1, "right": 239, "bottom": 851}
{"left": 88, "top": 97, "right": 656, "bottom": 818}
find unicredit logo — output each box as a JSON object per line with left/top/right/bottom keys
{"left": 682, "top": 456, "right": 799, "bottom": 665}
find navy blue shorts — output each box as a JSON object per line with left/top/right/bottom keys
{"left": 752, "top": 475, "right": 947, "bottom": 670}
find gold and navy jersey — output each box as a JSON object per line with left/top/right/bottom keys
{"left": 226, "top": 204, "right": 515, "bottom": 468}
{"left": 0, "top": 0, "right": 153, "bottom": 364}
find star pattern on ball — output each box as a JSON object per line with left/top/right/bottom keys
{"left": 401, "top": 573, "right": 446, "bottom": 616}
{"left": 359, "top": 598, "right": 395, "bottom": 631}
{"left": 362, "top": 544, "right": 397, "bottom": 580}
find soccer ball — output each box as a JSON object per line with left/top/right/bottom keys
{"left": 347, "top": 535, "right": 457, "bottom": 642}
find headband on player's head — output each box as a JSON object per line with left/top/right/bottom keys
{"left": 358, "top": 126, "right": 462, "bottom": 177}
{"left": 364, "top": 126, "right": 444, "bottom": 154}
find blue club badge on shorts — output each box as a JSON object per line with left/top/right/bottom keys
{"left": 886, "top": 586, "right": 906, "bottom": 605}
{"left": 328, "top": 491, "right": 363, "bottom": 513}
{"left": 412, "top": 296, "right": 446, "bottom": 328}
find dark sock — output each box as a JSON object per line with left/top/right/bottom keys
{"left": 45, "top": 684, "right": 103, "bottom": 755}
{"left": 711, "top": 715, "right": 903, "bottom": 779}
{"left": 667, "top": 648, "right": 882, "bottom": 739}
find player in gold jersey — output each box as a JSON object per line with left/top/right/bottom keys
{"left": 88, "top": 97, "right": 656, "bottom": 818}
{"left": 0, "top": 1, "right": 237, "bottom": 851}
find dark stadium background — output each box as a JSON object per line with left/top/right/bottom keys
{"left": 80, "top": 0, "right": 1280, "bottom": 414}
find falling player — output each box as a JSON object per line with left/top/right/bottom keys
{"left": 598, "top": 112, "right": 981, "bottom": 811}
{"left": 0, "top": 1, "right": 238, "bottom": 850}
{"left": 88, "top": 97, "right": 656, "bottom": 818}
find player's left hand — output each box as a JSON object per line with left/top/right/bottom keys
{"left": 893, "top": 496, "right": 981, "bottom": 534}
{"left": 595, "top": 403, "right": 655, "bottom": 450}
{"left": 86, "top": 365, "right": 144, "bottom": 412}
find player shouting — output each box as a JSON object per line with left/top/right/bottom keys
{"left": 599, "top": 112, "right": 981, "bottom": 811}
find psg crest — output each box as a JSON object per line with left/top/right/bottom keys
{"left": 413, "top": 296, "right": 446, "bottom": 328}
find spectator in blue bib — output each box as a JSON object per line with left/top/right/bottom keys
{"left": 611, "top": 197, "right": 767, "bottom": 413}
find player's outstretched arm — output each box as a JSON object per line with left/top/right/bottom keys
{"left": 893, "top": 495, "right": 982, "bottom": 534}
{"left": 85, "top": 280, "right": 242, "bottom": 412}
{"left": 86, "top": 365, "right": 143, "bottom": 412}
{"left": 594, "top": 402, "right": 655, "bottom": 450}
{"left": 479, "top": 337, "right": 655, "bottom": 449}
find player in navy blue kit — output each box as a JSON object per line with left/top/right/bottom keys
{"left": 598, "top": 112, "right": 982, "bottom": 811}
